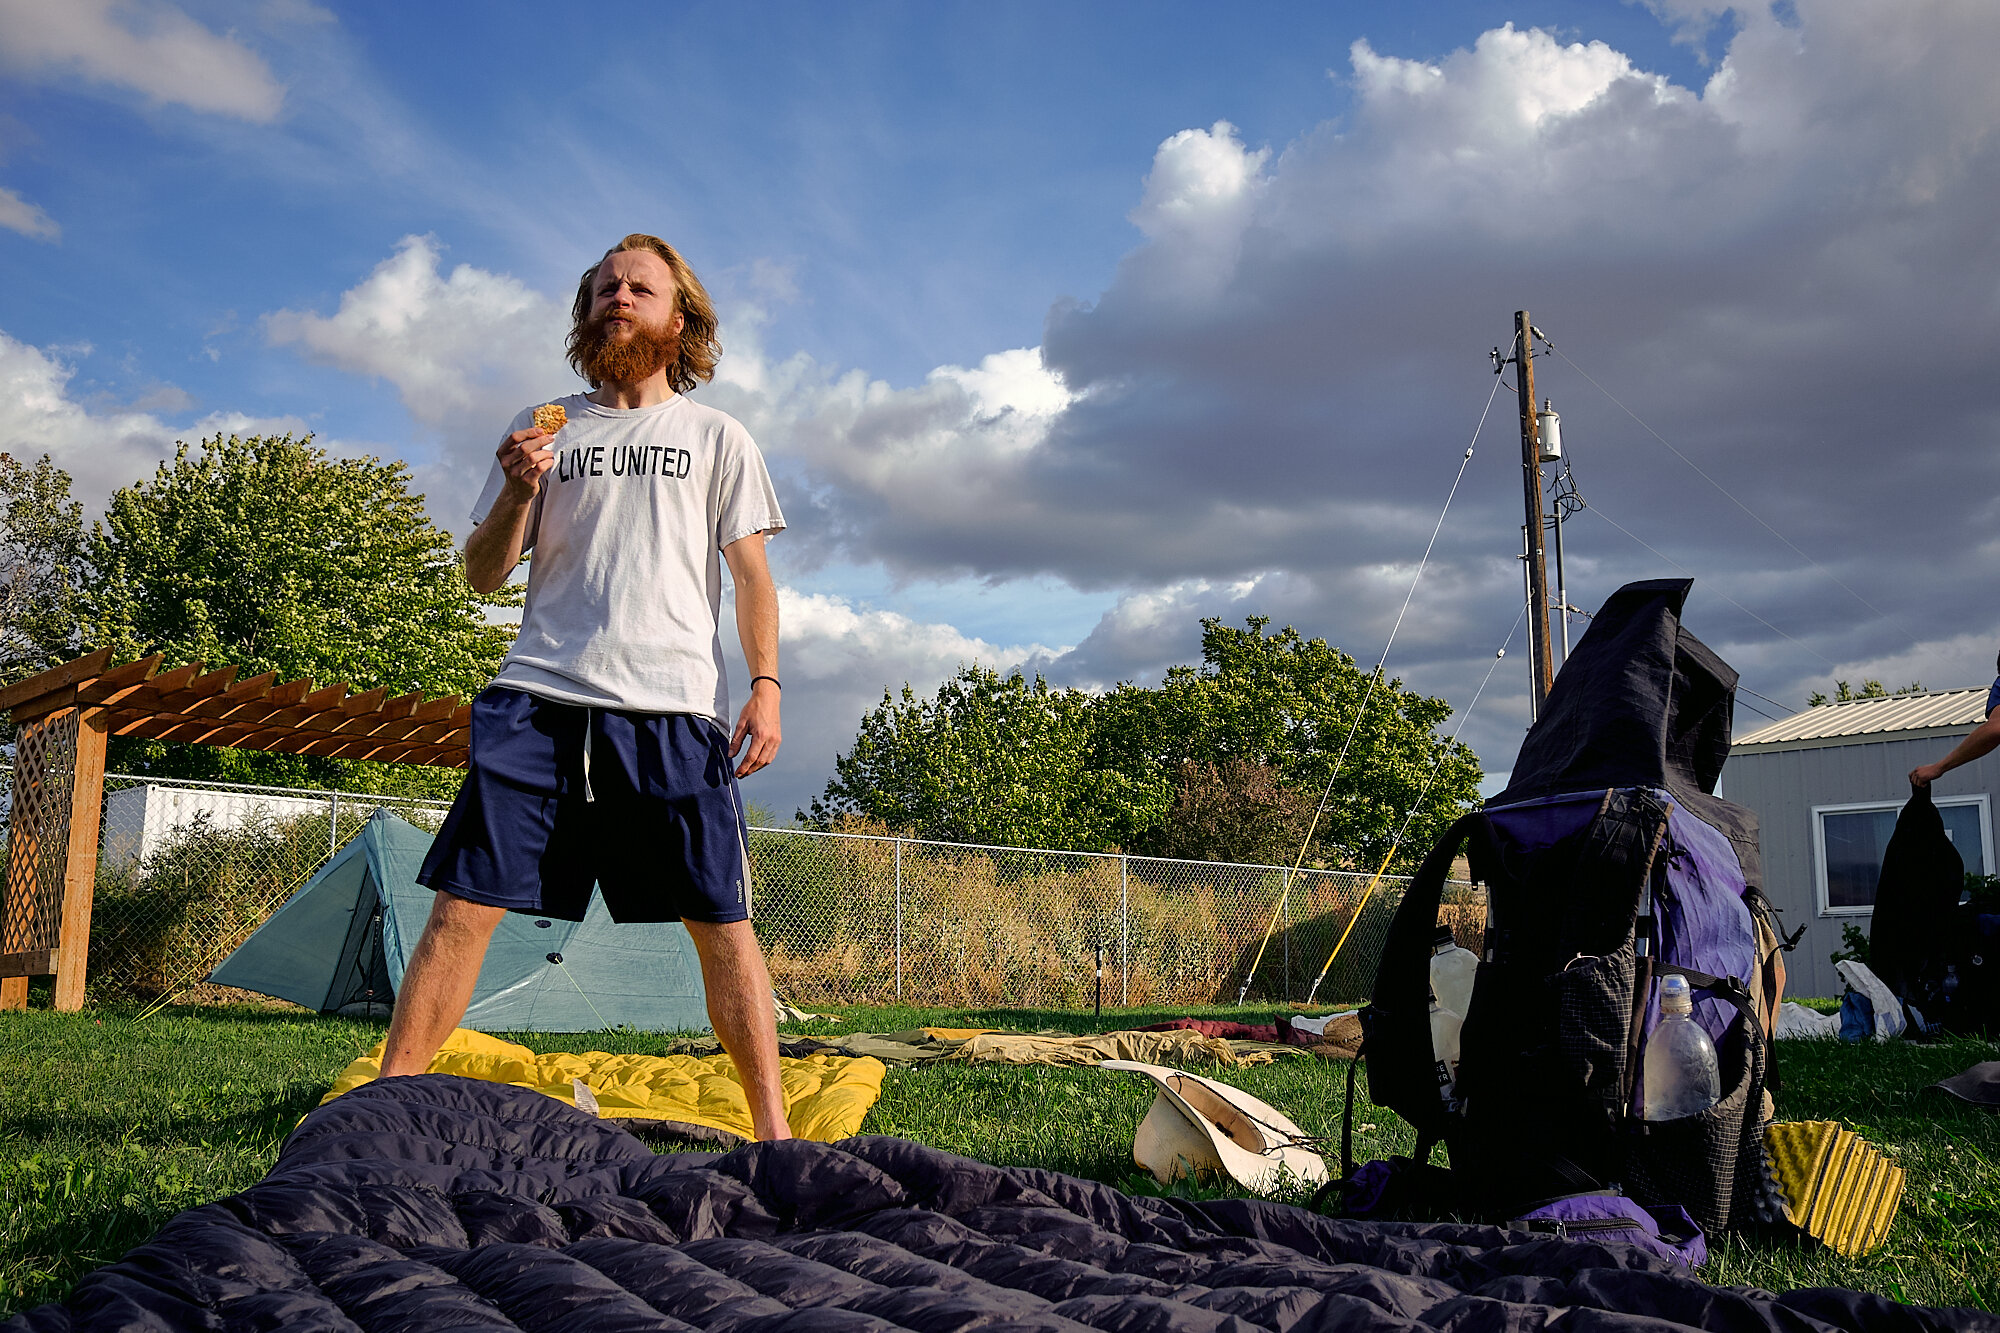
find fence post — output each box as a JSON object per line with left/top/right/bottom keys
{"left": 1119, "top": 856, "right": 1130, "bottom": 1006}
{"left": 893, "top": 838, "right": 903, "bottom": 1004}
{"left": 328, "top": 792, "right": 338, "bottom": 859}
{"left": 1282, "top": 867, "right": 1292, "bottom": 1002}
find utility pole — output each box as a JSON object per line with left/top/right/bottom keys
{"left": 1513, "top": 311, "right": 1556, "bottom": 705}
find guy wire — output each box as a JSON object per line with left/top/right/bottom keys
{"left": 1234, "top": 344, "right": 1515, "bottom": 1004}
{"left": 1303, "top": 606, "right": 1522, "bottom": 1005}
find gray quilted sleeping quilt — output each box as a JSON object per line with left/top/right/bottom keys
{"left": 5, "top": 1075, "right": 1989, "bottom": 1332}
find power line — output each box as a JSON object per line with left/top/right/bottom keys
{"left": 1734, "top": 694, "right": 1786, "bottom": 724}
{"left": 1578, "top": 501, "right": 1837, "bottom": 671}
{"left": 1547, "top": 342, "right": 1921, "bottom": 648}
{"left": 1738, "top": 684, "right": 1799, "bottom": 718}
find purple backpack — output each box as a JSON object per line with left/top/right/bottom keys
{"left": 1510, "top": 1193, "right": 1708, "bottom": 1268}
{"left": 1355, "top": 580, "right": 1783, "bottom": 1237}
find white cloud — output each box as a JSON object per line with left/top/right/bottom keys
{"left": 1349, "top": 25, "right": 1673, "bottom": 138}
{"left": 187, "top": 408, "right": 318, "bottom": 442}
{"left": 264, "top": 235, "right": 574, "bottom": 523}
{"left": 781, "top": 588, "right": 1045, "bottom": 694}
{"left": 0, "top": 330, "right": 179, "bottom": 512}
{"left": 0, "top": 184, "right": 58, "bottom": 241}
{"left": 722, "top": 587, "right": 1051, "bottom": 820}
{"left": 0, "top": 330, "right": 377, "bottom": 521}
{"left": 0, "top": 0, "right": 285, "bottom": 122}
{"left": 1130, "top": 120, "right": 1270, "bottom": 245}
{"left": 265, "top": 234, "right": 564, "bottom": 418}
{"left": 935, "top": 347, "right": 1072, "bottom": 427}
{"left": 705, "top": 331, "right": 1078, "bottom": 572}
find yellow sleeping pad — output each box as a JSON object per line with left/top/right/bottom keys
{"left": 323, "top": 1028, "right": 886, "bottom": 1144}
{"left": 1762, "top": 1120, "right": 1904, "bottom": 1257}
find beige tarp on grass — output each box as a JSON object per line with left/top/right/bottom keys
{"left": 780, "top": 1027, "right": 1304, "bottom": 1067}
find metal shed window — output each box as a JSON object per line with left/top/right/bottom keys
{"left": 1811, "top": 795, "right": 1991, "bottom": 915}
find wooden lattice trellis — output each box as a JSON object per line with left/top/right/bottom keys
{"left": 0, "top": 649, "right": 471, "bottom": 1010}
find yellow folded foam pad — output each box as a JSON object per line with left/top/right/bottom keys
{"left": 323, "top": 1028, "right": 885, "bottom": 1143}
{"left": 1762, "top": 1120, "right": 1904, "bottom": 1257}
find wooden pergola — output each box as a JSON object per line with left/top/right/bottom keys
{"left": 0, "top": 649, "right": 471, "bottom": 1011}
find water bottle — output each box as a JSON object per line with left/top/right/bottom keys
{"left": 1643, "top": 973, "right": 1721, "bottom": 1121}
{"left": 1430, "top": 991, "right": 1463, "bottom": 1112}
{"left": 1430, "top": 926, "right": 1479, "bottom": 1021}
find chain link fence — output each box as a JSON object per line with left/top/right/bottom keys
{"left": 0, "top": 768, "right": 454, "bottom": 1002}
{"left": 2, "top": 768, "right": 1480, "bottom": 1009}
{"left": 751, "top": 828, "right": 1482, "bottom": 1009}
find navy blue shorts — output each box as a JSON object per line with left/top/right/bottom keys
{"left": 417, "top": 686, "right": 753, "bottom": 924}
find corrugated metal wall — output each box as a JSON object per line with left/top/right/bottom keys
{"left": 1722, "top": 731, "right": 1999, "bottom": 997}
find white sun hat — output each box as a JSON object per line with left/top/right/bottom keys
{"left": 1102, "top": 1059, "right": 1329, "bottom": 1194}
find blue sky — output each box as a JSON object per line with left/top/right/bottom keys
{"left": 3, "top": 1, "right": 1998, "bottom": 825}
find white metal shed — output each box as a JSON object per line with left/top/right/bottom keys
{"left": 1724, "top": 688, "right": 1995, "bottom": 997}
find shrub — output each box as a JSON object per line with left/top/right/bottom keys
{"left": 89, "top": 809, "right": 336, "bottom": 1000}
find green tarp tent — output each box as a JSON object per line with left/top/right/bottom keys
{"left": 209, "top": 809, "right": 710, "bottom": 1032}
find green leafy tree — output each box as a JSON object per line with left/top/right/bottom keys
{"left": 87, "top": 434, "right": 519, "bottom": 794}
{"left": 1808, "top": 679, "right": 1925, "bottom": 707}
{"left": 811, "top": 617, "right": 1481, "bottom": 866}
{"left": 1098, "top": 617, "right": 1480, "bottom": 871}
{"left": 806, "top": 665, "right": 1173, "bottom": 850}
{"left": 1140, "top": 758, "right": 1316, "bottom": 866}
{"left": 0, "top": 452, "right": 88, "bottom": 684}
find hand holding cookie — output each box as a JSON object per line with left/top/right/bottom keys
{"left": 497, "top": 403, "right": 565, "bottom": 496}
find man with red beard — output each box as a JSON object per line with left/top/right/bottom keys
{"left": 379, "top": 235, "right": 793, "bottom": 1141}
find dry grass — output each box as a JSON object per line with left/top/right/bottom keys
{"left": 754, "top": 827, "right": 1417, "bottom": 1008}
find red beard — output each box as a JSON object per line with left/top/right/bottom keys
{"left": 576, "top": 310, "right": 680, "bottom": 386}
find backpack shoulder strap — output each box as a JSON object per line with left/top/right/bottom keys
{"left": 1360, "top": 812, "right": 1489, "bottom": 1140}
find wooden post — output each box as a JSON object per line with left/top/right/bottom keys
{"left": 1515, "top": 310, "right": 1556, "bottom": 706}
{"left": 52, "top": 708, "right": 108, "bottom": 1011}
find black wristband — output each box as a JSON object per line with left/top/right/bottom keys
{"left": 751, "top": 675, "right": 781, "bottom": 691}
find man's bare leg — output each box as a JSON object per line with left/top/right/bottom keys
{"left": 682, "top": 918, "right": 793, "bottom": 1141}
{"left": 380, "top": 892, "right": 507, "bottom": 1078}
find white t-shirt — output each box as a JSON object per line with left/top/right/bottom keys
{"left": 473, "top": 393, "right": 785, "bottom": 722}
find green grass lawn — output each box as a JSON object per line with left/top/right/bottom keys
{"left": 2, "top": 1001, "right": 1996, "bottom": 1319}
